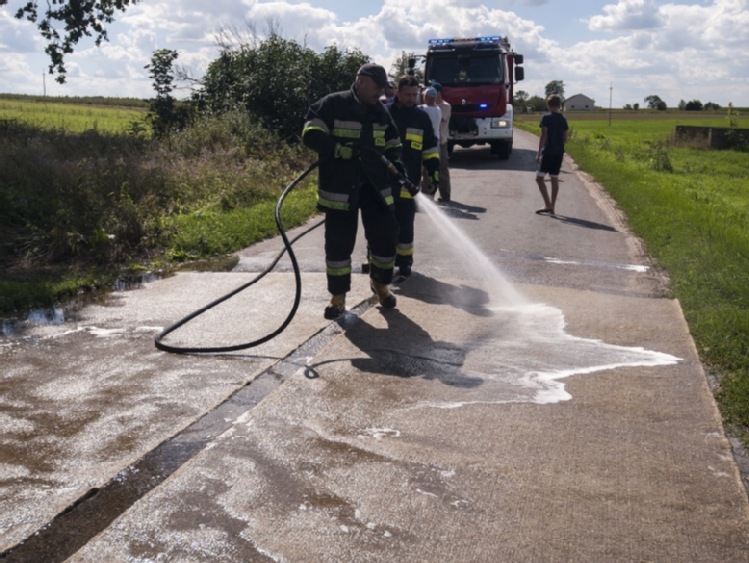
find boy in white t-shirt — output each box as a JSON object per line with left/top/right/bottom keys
{"left": 419, "top": 87, "right": 441, "bottom": 144}
{"left": 431, "top": 82, "right": 452, "bottom": 202}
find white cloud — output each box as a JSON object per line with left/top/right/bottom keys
{"left": 587, "top": 0, "right": 664, "bottom": 30}
{"left": 0, "top": 1, "right": 747, "bottom": 106}
{"left": 0, "top": 10, "right": 42, "bottom": 53}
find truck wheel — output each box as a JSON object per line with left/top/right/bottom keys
{"left": 497, "top": 141, "right": 512, "bottom": 160}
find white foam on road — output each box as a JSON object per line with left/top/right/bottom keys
{"left": 412, "top": 301, "right": 680, "bottom": 409}
{"left": 413, "top": 196, "right": 680, "bottom": 409}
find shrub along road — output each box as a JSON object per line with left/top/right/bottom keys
{"left": 2, "top": 130, "right": 748, "bottom": 561}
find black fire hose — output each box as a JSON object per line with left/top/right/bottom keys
{"left": 154, "top": 160, "right": 321, "bottom": 354}
{"left": 154, "top": 148, "right": 415, "bottom": 355}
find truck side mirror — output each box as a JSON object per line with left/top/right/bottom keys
{"left": 514, "top": 54, "right": 524, "bottom": 65}
{"left": 514, "top": 67, "right": 525, "bottom": 81}
{"left": 408, "top": 57, "right": 416, "bottom": 69}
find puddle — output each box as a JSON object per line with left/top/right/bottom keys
{"left": 112, "top": 272, "right": 162, "bottom": 291}
{"left": 1, "top": 272, "right": 164, "bottom": 339}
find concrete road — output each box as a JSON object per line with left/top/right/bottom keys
{"left": 2, "top": 130, "right": 748, "bottom": 562}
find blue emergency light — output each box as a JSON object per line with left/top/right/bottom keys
{"left": 428, "top": 36, "right": 503, "bottom": 45}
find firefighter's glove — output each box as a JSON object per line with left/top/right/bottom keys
{"left": 404, "top": 179, "right": 420, "bottom": 197}
{"left": 429, "top": 170, "right": 440, "bottom": 186}
{"left": 334, "top": 142, "right": 358, "bottom": 160}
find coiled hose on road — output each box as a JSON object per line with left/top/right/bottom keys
{"left": 154, "top": 160, "right": 321, "bottom": 354}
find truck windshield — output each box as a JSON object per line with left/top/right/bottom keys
{"left": 426, "top": 53, "right": 502, "bottom": 86}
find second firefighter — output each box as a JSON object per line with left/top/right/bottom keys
{"left": 386, "top": 75, "right": 440, "bottom": 278}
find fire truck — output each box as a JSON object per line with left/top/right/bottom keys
{"left": 413, "top": 36, "right": 524, "bottom": 159}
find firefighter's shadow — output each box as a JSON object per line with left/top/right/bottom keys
{"left": 417, "top": 200, "right": 486, "bottom": 221}
{"left": 393, "top": 272, "right": 493, "bottom": 317}
{"left": 344, "top": 308, "right": 483, "bottom": 388}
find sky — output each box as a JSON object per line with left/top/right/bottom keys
{"left": 1, "top": 0, "right": 748, "bottom": 108}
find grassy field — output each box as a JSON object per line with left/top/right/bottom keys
{"left": 517, "top": 109, "right": 749, "bottom": 444}
{"left": 0, "top": 98, "right": 317, "bottom": 313}
{"left": 0, "top": 94, "right": 150, "bottom": 134}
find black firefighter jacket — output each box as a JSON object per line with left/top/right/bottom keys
{"left": 386, "top": 101, "right": 440, "bottom": 191}
{"left": 302, "top": 85, "right": 403, "bottom": 213}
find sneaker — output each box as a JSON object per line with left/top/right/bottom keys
{"left": 324, "top": 293, "right": 346, "bottom": 319}
{"left": 370, "top": 280, "right": 397, "bottom": 309}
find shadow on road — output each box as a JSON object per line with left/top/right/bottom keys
{"left": 548, "top": 214, "right": 618, "bottom": 232}
{"left": 417, "top": 199, "right": 487, "bottom": 221}
{"left": 447, "top": 146, "right": 538, "bottom": 172}
{"left": 343, "top": 308, "right": 483, "bottom": 388}
{"left": 393, "top": 273, "right": 493, "bottom": 318}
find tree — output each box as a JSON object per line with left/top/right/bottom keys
{"left": 527, "top": 95, "right": 547, "bottom": 112}
{"left": 2, "top": 0, "right": 140, "bottom": 83}
{"left": 390, "top": 51, "right": 424, "bottom": 83}
{"left": 644, "top": 95, "right": 667, "bottom": 110}
{"left": 684, "top": 99, "right": 703, "bottom": 111}
{"left": 146, "top": 49, "right": 193, "bottom": 137}
{"left": 197, "top": 30, "right": 369, "bottom": 141}
{"left": 544, "top": 80, "right": 565, "bottom": 98}
{"left": 513, "top": 90, "right": 530, "bottom": 108}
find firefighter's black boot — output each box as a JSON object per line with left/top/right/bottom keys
{"left": 324, "top": 293, "right": 346, "bottom": 319}
{"left": 370, "top": 280, "right": 396, "bottom": 309}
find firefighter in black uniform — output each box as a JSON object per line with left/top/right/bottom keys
{"left": 302, "top": 63, "right": 404, "bottom": 319}
{"left": 386, "top": 75, "right": 440, "bottom": 278}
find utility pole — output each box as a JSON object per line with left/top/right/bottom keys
{"left": 42, "top": 72, "right": 46, "bottom": 97}
{"left": 608, "top": 82, "right": 613, "bottom": 126}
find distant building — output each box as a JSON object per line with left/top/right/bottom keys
{"left": 564, "top": 93, "right": 595, "bottom": 111}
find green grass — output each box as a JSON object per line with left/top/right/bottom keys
{"left": 518, "top": 111, "right": 749, "bottom": 443}
{"left": 166, "top": 185, "right": 318, "bottom": 261}
{"left": 0, "top": 105, "right": 319, "bottom": 313}
{"left": 0, "top": 98, "right": 149, "bottom": 134}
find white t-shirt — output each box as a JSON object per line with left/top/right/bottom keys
{"left": 418, "top": 103, "right": 442, "bottom": 145}
{"left": 438, "top": 100, "right": 451, "bottom": 145}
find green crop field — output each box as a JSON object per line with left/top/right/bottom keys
{"left": 0, "top": 97, "right": 149, "bottom": 134}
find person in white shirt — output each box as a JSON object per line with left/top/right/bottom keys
{"left": 431, "top": 82, "right": 452, "bottom": 202}
{"left": 419, "top": 87, "right": 441, "bottom": 144}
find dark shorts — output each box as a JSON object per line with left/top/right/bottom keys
{"left": 537, "top": 154, "right": 564, "bottom": 177}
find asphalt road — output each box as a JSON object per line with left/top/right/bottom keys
{"left": 2, "top": 129, "right": 748, "bottom": 562}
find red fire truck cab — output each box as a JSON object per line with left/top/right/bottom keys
{"left": 419, "top": 36, "right": 524, "bottom": 159}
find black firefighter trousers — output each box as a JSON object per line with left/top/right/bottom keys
{"left": 324, "top": 183, "right": 398, "bottom": 296}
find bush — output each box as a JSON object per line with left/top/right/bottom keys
{"left": 0, "top": 112, "right": 313, "bottom": 274}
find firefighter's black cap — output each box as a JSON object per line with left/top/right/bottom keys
{"left": 357, "top": 63, "right": 389, "bottom": 88}
{"left": 431, "top": 81, "right": 443, "bottom": 92}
